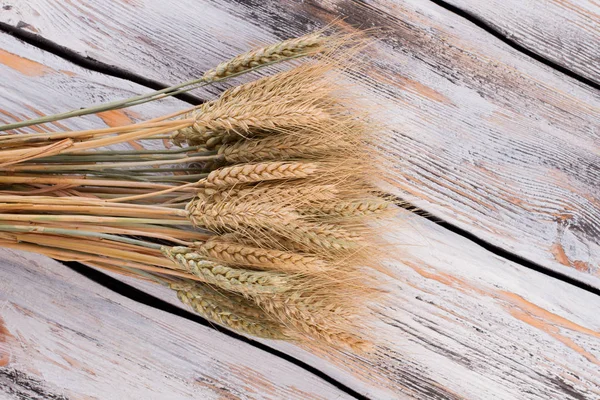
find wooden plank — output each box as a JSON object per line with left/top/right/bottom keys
{"left": 2, "top": 0, "right": 599, "bottom": 286}
{"left": 101, "top": 208, "right": 600, "bottom": 399}
{"left": 442, "top": 0, "right": 600, "bottom": 85}
{"left": 0, "top": 248, "right": 354, "bottom": 400}
{"left": 0, "top": 33, "right": 357, "bottom": 400}
{"left": 0, "top": 30, "right": 183, "bottom": 136}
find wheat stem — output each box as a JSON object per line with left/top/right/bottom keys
{"left": 28, "top": 149, "right": 215, "bottom": 163}
{"left": 0, "top": 119, "right": 190, "bottom": 143}
{"left": 0, "top": 225, "right": 163, "bottom": 249}
{"left": 0, "top": 214, "right": 192, "bottom": 225}
{"left": 5, "top": 154, "right": 220, "bottom": 172}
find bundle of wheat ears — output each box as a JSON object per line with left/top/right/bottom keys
{"left": 0, "top": 31, "right": 396, "bottom": 351}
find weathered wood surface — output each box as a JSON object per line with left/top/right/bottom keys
{"left": 2, "top": 0, "right": 599, "bottom": 287}
{"left": 1, "top": 29, "right": 600, "bottom": 400}
{"left": 1, "top": 2, "right": 600, "bottom": 399}
{"left": 0, "top": 32, "right": 182, "bottom": 137}
{"left": 444, "top": 0, "right": 600, "bottom": 85}
{"left": 0, "top": 248, "right": 354, "bottom": 400}
{"left": 80, "top": 208, "right": 600, "bottom": 400}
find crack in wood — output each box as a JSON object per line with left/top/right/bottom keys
{"left": 0, "top": 21, "right": 205, "bottom": 105}
{"left": 392, "top": 195, "right": 600, "bottom": 297}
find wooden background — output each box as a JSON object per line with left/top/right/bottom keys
{"left": 0, "top": 0, "right": 599, "bottom": 399}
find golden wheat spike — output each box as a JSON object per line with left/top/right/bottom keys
{"left": 187, "top": 195, "right": 361, "bottom": 253}
{"left": 172, "top": 281, "right": 291, "bottom": 340}
{"left": 198, "top": 236, "right": 329, "bottom": 274}
{"left": 302, "top": 198, "right": 391, "bottom": 218}
{"left": 172, "top": 59, "right": 345, "bottom": 147}
{"left": 219, "top": 133, "right": 332, "bottom": 163}
{"left": 197, "top": 183, "right": 339, "bottom": 207}
{"left": 253, "top": 292, "right": 371, "bottom": 351}
{"left": 202, "top": 32, "right": 326, "bottom": 82}
{"left": 204, "top": 161, "right": 319, "bottom": 188}
{"left": 164, "top": 246, "right": 292, "bottom": 295}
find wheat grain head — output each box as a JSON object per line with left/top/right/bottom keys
{"left": 172, "top": 280, "right": 291, "bottom": 339}
{"left": 163, "top": 246, "right": 293, "bottom": 295}
{"left": 202, "top": 32, "right": 326, "bottom": 83}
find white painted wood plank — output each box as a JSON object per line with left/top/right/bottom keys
{"left": 444, "top": 0, "right": 600, "bottom": 85}
{"left": 0, "top": 248, "right": 354, "bottom": 400}
{"left": 0, "top": 32, "right": 183, "bottom": 136}
{"left": 2, "top": 0, "right": 598, "bottom": 287}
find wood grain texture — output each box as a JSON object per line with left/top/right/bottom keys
{"left": 1, "top": 3, "right": 600, "bottom": 399}
{"left": 0, "top": 249, "right": 353, "bottom": 400}
{"left": 0, "top": 31, "right": 183, "bottom": 137}
{"left": 443, "top": 0, "right": 600, "bottom": 85}
{"left": 2, "top": 0, "right": 598, "bottom": 287}
{"left": 104, "top": 208, "right": 600, "bottom": 400}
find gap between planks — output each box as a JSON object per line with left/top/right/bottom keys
{"left": 0, "top": 21, "right": 206, "bottom": 105}
{"left": 60, "top": 261, "right": 370, "bottom": 400}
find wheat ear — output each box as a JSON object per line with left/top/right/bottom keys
{"left": 196, "top": 183, "right": 338, "bottom": 206}
{"left": 164, "top": 246, "right": 291, "bottom": 294}
{"left": 218, "top": 133, "right": 339, "bottom": 163}
{"left": 303, "top": 198, "right": 390, "bottom": 218}
{"left": 204, "top": 162, "right": 318, "bottom": 188}
{"left": 202, "top": 32, "right": 325, "bottom": 82}
{"left": 187, "top": 197, "right": 360, "bottom": 252}
{"left": 172, "top": 281, "right": 290, "bottom": 339}
{"left": 197, "top": 236, "right": 329, "bottom": 274}
{"left": 253, "top": 293, "right": 370, "bottom": 351}
{"left": 172, "top": 60, "right": 345, "bottom": 147}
